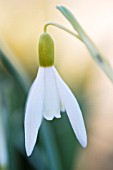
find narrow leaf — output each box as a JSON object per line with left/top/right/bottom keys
{"left": 57, "top": 6, "right": 113, "bottom": 83}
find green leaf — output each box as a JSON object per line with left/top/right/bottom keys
{"left": 0, "top": 166, "right": 8, "bottom": 170}
{"left": 40, "top": 121, "right": 63, "bottom": 170}
{"left": 0, "top": 43, "right": 29, "bottom": 94}
{"left": 57, "top": 6, "right": 113, "bottom": 83}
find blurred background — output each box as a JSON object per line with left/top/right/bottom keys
{"left": 1, "top": 0, "right": 113, "bottom": 170}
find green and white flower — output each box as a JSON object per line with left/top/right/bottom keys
{"left": 24, "top": 33, "right": 87, "bottom": 156}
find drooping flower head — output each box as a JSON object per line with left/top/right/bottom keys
{"left": 24, "top": 32, "right": 87, "bottom": 156}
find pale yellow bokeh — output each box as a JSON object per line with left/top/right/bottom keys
{"left": 1, "top": 0, "right": 113, "bottom": 77}
{"left": 1, "top": 0, "right": 113, "bottom": 170}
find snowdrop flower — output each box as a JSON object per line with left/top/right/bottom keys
{"left": 24, "top": 32, "right": 87, "bottom": 156}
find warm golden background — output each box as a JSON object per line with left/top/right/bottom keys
{"left": 1, "top": 0, "right": 113, "bottom": 170}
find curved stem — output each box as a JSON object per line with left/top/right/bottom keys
{"left": 44, "top": 22, "right": 83, "bottom": 42}
{"left": 57, "top": 5, "right": 113, "bottom": 83}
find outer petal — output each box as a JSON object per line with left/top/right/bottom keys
{"left": 53, "top": 67, "right": 87, "bottom": 148}
{"left": 24, "top": 67, "right": 44, "bottom": 156}
{"left": 43, "top": 67, "right": 61, "bottom": 120}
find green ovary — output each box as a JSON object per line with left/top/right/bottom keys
{"left": 39, "top": 32, "right": 54, "bottom": 67}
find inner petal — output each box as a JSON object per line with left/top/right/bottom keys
{"left": 43, "top": 67, "right": 61, "bottom": 120}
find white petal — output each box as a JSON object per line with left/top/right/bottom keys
{"left": 53, "top": 67, "right": 87, "bottom": 148}
{"left": 24, "top": 67, "right": 44, "bottom": 156}
{"left": 43, "top": 67, "right": 61, "bottom": 120}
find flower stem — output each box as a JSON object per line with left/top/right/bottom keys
{"left": 44, "top": 22, "right": 82, "bottom": 41}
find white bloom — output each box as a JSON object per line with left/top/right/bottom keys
{"left": 24, "top": 66, "right": 87, "bottom": 156}
{"left": 25, "top": 32, "right": 87, "bottom": 156}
